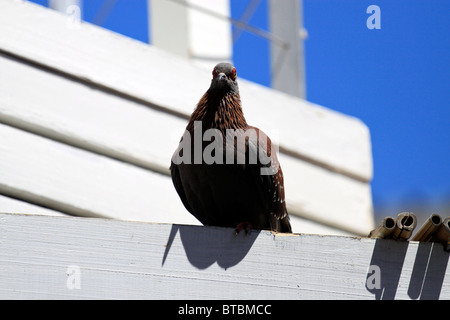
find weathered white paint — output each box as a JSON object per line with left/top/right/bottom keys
{"left": 0, "top": 55, "right": 373, "bottom": 234}
{"left": 0, "top": 0, "right": 373, "bottom": 182}
{"left": 0, "top": 214, "right": 448, "bottom": 299}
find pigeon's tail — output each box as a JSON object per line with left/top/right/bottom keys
{"left": 279, "top": 216, "right": 292, "bottom": 233}
{"left": 271, "top": 215, "right": 292, "bottom": 233}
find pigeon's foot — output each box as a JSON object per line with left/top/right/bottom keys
{"left": 234, "top": 222, "right": 253, "bottom": 236}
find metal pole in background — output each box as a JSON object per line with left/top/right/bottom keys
{"left": 149, "top": 0, "right": 232, "bottom": 70}
{"left": 269, "top": 0, "right": 307, "bottom": 99}
{"left": 49, "top": 0, "right": 81, "bottom": 14}
{"left": 49, "top": 0, "right": 82, "bottom": 29}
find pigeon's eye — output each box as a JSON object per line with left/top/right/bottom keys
{"left": 212, "top": 67, "right": 218, "bottom": 78}
{"left": 230, "top": 68, "right": 237, "bottom": 81}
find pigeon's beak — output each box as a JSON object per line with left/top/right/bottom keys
{"left": 217, "top": 73, "right": 227, "bottom": 81}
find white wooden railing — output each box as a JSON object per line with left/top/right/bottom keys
{"left": 1, "top": 213, "right": 449, "bottom": 299}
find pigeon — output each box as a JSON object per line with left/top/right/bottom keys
{"left": 170, "top": 62, "right": 292, "bottom": 234}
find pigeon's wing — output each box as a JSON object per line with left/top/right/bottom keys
{"left": 169, "top": 161, "right": 194, "bottom": 215}
{"left": 245, "top": 127, "right": 291, "bottom": 232}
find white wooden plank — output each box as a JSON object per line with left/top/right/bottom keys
{"left": 0, "top": 55, "right": 182, "bottom": 174}
{"left": 0, "top": 55, "right": 374, "bottom": 234}
{"left": 0, "top": 183, "right": 349, "bottom": 235}
{"left": 150, "top": 0, "right": 232, "bottom": 68}
{"left": 0, "top": 195, "right": 66, "bottom": 217}
{"left": 281, "top": 154, "right": 374, "bottom": 234}
{"left": 288, "top": 214, "right": 353, "bottom": 237}
{"left": 0, "top": 123, "right": 200, "bottom": 226}
{"left": 1, "top": 213, "right": 449, "bottom": 299}
{"left": 0, "top": 0, "right": 372, "bottom": 182}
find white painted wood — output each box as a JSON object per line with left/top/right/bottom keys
{"left": 149, "top": 0, "right": 190, "bottom": 58}
{"left": 0, "top": 123, "right": 199, "bottom": 226}
{"left": 150, "top": 0, "right": 232, "bottom": 69}
{"left": 0, "top": 55, "right": 373, "bottom": 234}
{"left": 1, "top": 213, "right": 448, "bottom": 299}
{"left": 0, "top": 0, "right": 372, "bottom": 182}
{"left": 269, "top": 0, "right": 306, "bottom": 98}
{"left": 289, "top": 214, "right": 353, "bottom": 237}
{"left": 0, "top": 196, "right": 349, "bottom": 237}
{"left": 0, "top": 195, "right": 66, "bottom": 217}
{"left": 49, "top": 0, "right": 81, "bottom": 13}
{"left": 281, "top": 154, "right": 374, "bottom": 234}
{"left": 0, "top": 55, "right": 182, "bottom": 175}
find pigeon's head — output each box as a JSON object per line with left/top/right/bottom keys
{"left": 210, "top": 62, "right": 239, "bottom": 94}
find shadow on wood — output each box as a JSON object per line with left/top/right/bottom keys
{"left": 407, "top": 242, "right": 449, "bottom": 300}
{"left": 162, "top": 224, "right": 260, "bottom": 270}
{"left": 366, "top": 239, "right": 449, "bottom": 300}
{"left": 366, "top": 239, "right": 409, "bottom": 300}
{"left": 1, "top": 213, "right": 449, "bottom": 299}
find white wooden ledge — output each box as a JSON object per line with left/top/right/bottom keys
{"left": 0, "top": 213, "right": 448, "bottom": 299}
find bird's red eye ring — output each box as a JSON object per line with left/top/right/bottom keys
{"left": 230, "top": 68, "right": 237, "bottom": 80}
{"left": 212, "top": 67, "right": 218, "bottom": 78}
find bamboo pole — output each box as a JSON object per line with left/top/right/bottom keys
{"left": 431, "top": 216, "right": 450, "bottom": 251}
{"left": 369, "top": 216, "right": 396, "bottom": 239}
{"left": 391, "top": 212, "right": 417, "bottom": 241}
{"left": 411, "top": 214, "right": 442, "bottom": 242}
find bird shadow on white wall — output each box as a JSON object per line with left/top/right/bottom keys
{"left": 162, "top": 224, "right": 260, "bottom": 270}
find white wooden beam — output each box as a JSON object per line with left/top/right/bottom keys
{"left": 0, "top": 123, "right": 199, "bottom": 225}
{"left": 0, "top": 213, "right": 448, "bottom": 299}
{"left": 149, "top": 0, "right": 232, "bottom": 69}
{"left": 0, "top": 195, "right": 66, "bottom": 217}
{"left": 48, "top": 0, "right": 81, "bottom": 28}
{"left": 269, "top": 0, "right": 306, "bottom": 98}
{"left": 48, "top": 0, "right": 81, "bottom": 13}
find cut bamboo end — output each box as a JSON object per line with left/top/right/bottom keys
{"left": 431, "top": 216, "right": 450, "bottom": 251}
{"left": 391, "top": 212, "right": 417, "bottom": 241}
{"left": 411, "top": 214, "right": 442, "bottom": 242}
{"left": 369, "top": 216, "right": 396, "bottom": 239}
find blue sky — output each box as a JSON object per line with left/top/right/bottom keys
{"left": 29, "top": 0, "right": 450, "bottom": 216}
{"left": 303, "top": 1, "right": 450, "bottom": 214}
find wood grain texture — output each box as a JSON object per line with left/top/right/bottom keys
{"left": 0, "top": 213, "right": 448, "bottom": 299}
{"left": 0, "top": 0, "right": 373, "bottom": 182}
